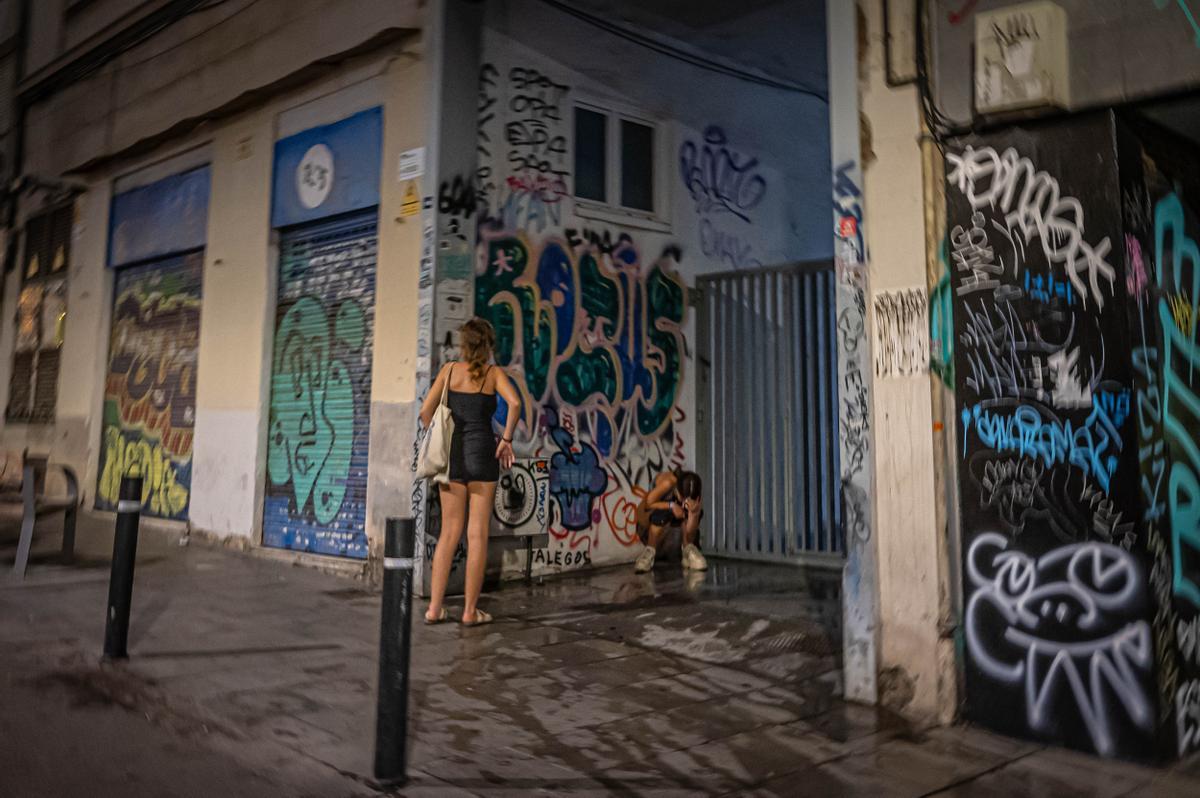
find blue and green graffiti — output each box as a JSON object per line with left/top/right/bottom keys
{"left": 1153, "top": 0, "right": 1200, "bottom": 47}
{"left": 475, "top": 230, "right": 686, "bottom": 444}
{"left": 930, "top": 239, "right": 955, "bottom": 387}
{"left": 267, "top": 296, "right": 365, "bottom": 526}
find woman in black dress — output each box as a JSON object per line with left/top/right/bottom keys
{"left": 419, "top": 318, "right": 519, "bottom": 626}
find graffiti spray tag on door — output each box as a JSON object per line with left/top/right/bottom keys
{"left": 97, "top": 253, "right": 202, "bottom": 519}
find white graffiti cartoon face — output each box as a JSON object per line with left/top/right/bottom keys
{"left": 966, "top": 533, "right": 1154, "bottom": 756}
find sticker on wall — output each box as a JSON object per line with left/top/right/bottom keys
{"left": 437, "top": 279, "right": 472, "bottom": 325}
{"left": 872, "top": 288, "right": 929, "bottom": 378}
{"left": 494, "top": 459, "right": 550, "bottom": 532}
{"left": 296, "top": 144, "right": 334, "bottom": 209}
{"left": 398, "top": 147, "right": 425, "bottom": 181}
{"left": 402, "top": 180, "right": 421, "bottom": 217}
{"left": 440, "top": 253, "right": 472, "bottom": 281}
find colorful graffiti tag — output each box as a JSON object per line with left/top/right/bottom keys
{"left": 263, "top": 225, "right": 375, "bottom": 559}
{"left": 474, "top": 226, "right": 687, "bottom": 552}
{"left": 1153, "top": 192, "right": 1200, "bottom": 611}
{"left": 96, "top": 253, "right": 201, "bottom": 519}
{"left": 946, "top": 118, "right": 1168, "bottom": 760}
{"left": 1152, "top": 0, "right": 1200, "bottom": 48}
{"left": 267, "top": 297, "right": 365, "bottom": 525}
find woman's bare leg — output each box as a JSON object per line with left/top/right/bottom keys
{"left": 427, "top": 482, "right": 468, "bottom": 621}
{"left": 462, "top": 481, "right": 497, "bottom": 622}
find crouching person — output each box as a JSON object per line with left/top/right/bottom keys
{"left": 633, "top": 469, "right": 707, "bottom": 573}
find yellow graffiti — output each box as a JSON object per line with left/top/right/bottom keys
{"left": 1169, "top": 292, "right": 1196, "bottom": 337}
{"left": 99, "top": 428, "right": 190, "bottom": 517}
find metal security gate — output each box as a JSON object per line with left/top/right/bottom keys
{"left": 96, "top": 252, "right": 203, "bottom": 521}
{"left": 696, "top": 263, "right": 842, "bottom": 563}
{"left": 263, "top": 211, "right": 376, "bottom": 559}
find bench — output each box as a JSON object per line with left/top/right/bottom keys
{"left": 1, "top": 451, "right": 80, "bottom": 580}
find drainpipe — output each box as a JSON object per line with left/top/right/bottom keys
{"left": 918, "top": 4, "right": 962, "bottom": 724}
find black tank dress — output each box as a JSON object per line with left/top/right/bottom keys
{"left": 447, "top": 365, "right": 500, "bottom": 484}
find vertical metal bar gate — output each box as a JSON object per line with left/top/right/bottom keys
{"left": 697, "top": 263, "right": 843, "bottom": 563}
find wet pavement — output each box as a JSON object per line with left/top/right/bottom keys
{"left": 3, "top": 512, "right": 1199, "bottom": 796}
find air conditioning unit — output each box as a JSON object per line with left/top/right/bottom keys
{"left": 975, "top": 1, "right": 1070, "bottom": 115}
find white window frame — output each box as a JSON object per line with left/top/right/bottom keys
{"left": 572, "top": 97, "right": 671, "bottom": 233}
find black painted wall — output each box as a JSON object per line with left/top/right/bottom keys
{"left": 1118, "top": 113, "right": 1200, "bottom": 761}
{"left": 946, "top": 112, "right": 1178, "bottom": 761}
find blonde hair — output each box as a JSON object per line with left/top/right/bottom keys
{"left": 459, "top": 318, "right": 496, "bottom": 383}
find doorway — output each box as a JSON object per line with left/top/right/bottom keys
{"left": 696, "top": 263, "right": 842, "bottom": 564}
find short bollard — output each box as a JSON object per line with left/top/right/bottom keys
{"left": 374, "top": 517, "right": 416, "bottom": 784}
{"left": 103, "top": 476, "right": 143, "bottom": 661}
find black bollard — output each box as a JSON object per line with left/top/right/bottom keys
{"left": 103, "top": 476, "right": 143, "bottom": 661}
{"left": 374, "top": 517, "right": 416, "bottom": 784}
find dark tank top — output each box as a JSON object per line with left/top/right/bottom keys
{"left": 447, "top": 365, "right": 498, "bottom": 430}
{"left": 446, "top": 364, "right": 500, "bottom": 483}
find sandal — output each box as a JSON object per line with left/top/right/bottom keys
{"left": 424, "top": 607, "right": 450, "bottom": 625}
{"left": 460, "top": 609, "right": 493, "bottom": 627}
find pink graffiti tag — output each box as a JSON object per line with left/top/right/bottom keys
{"left": 1126, "top": 235, "right": 1149, "bottom": 297}
{"left": 949, "top": 0, "right": 980, "bottom": 24}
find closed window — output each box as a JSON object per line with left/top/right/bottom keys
{"left": 574, "top": 107, "right": 607, "bottom": 203}
{"left": 573, "top": 102, "right": 665, "bottom": 226}
{"left": 8, "top": 206, "right": 70, "bottom": 423}
{"left": 620, "top": 119, "right": 654, "bottom": 212}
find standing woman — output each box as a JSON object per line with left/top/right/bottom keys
{"left": 419, "top": 318, "right": 519, "bottom": 626}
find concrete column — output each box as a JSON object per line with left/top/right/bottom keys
{"left": 63, "top": 187, "right": 115, "bottom": 507}
{"left": 367, "top": 49, "right": 430, "bottom": 568}
{"left": 829, "top": 0, "right": 879, "bottom": 705}
{"left": 407, "top": 0, "right": 484, "bottom": 595}
{"left": 858, "top": 0, "right": 950, "bottom": 722}
{"left": 189, "top": 111, "right": 276, "bottom": 543}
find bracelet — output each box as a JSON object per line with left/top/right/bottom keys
{"left": 502, "top": 437, "right": 513, "bottom": 443}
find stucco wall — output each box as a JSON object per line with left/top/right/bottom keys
{"left": 20, "top": 0, "right": 423, "bottom": 176}
{"left": 0, "top": 44, "right": 426, "bottom": 558}
{"left": 860, "top": 0, "right": 945, "bottom": 721}
{"left": 931, "top": 0, "right": 1200, "bottom": 122}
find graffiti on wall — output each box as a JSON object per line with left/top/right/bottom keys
{"left": 832, "top": 147, "right": 876, "bottom": 705}
{"left": 834, "top": 160, "right": 866, "bottom": 265}
{"left": 1153, "top": 0, "right": 1200, "bottom": 48}
{"left": 264, "top": 232, "right": 375, "bottom": 559}
{"left": 680, "top": 126, "right": 767, "bottom": 271}
{"left": 446, "top": 45, "right": 694, "bottom": 568}
{"left": 965, "top": 533, "right": 1154, "bottom": 757}
{"left": 946, "top": 119, "right": 1164, "bottom": 759}
{"left": 930, "top": 242, "right": 955, "bottom": 386}
{"left": 96, "top": 253, "right": 201, "bottom": 520}
{"left": 1153, "top": 192, "right": 1200, "bottom": 610}
{"left": 494, "top": 458, "right": 550, "bottom": 532}
{"left": 873, "top": 288, "right": 929, "bottom": 378}
{"left": 267, "top": 296, "right": 365, "bottom": 525}
{"left": 475, "top": 226, "right": 687, "bottom": 551}
{"left": 948, "top": 145, "right": 1116, "bottom": 311}
{"left": 495, "top": 65, "right": 569, "bottom": 234}
{"left": 1120, "top": 112, "right": 1200, "bottom": 756}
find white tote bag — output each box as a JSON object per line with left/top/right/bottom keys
{"left": 416, "top": 369, "right": 454, "bottom": 483}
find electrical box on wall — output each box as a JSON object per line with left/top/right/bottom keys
{"left": 975, "top": 1, "right": 1070, "bottom": 116}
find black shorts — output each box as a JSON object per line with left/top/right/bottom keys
{"left": 648, "top": 508, "right": 678, "bottom": 528}
{"left": 646, "top": 507, "right": 704, "bottom": 527}
{"left": 639, "top": 509, "right": 704, "bottom": 545}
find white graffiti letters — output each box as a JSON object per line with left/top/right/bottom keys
{"left": 966, "top": 533, "right": 1153, "bottom": 755}
{"left": 1178, "top": 680, "right": 1200, "bottom": 756}
{"left": 1180, "top": 615, "right": 1200, "bottom": 667}
{"left": 947, "top": 146, "right": 1116, "bottom": 309}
